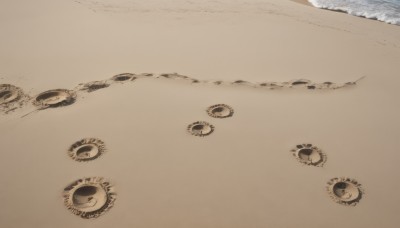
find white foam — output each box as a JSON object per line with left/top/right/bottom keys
{"left": 308, "top": 0, "right": 400, "bottom": 25}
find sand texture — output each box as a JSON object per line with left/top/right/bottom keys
{"left": 1, "top": 0, "right": 400, "bottom": 227}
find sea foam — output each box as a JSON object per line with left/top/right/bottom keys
{"left": 308, "top": 0, "right": 400, "bottom": 25}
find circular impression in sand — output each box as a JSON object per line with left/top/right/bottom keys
{"left": 63, "top": 177, "right": 116, "bottom": 219}
{"left": 291, "top": 144, "right": 326, "bottom": 167}
{"left": 326, "top": 177, "right": 363, "bottom": 206}
{"left": 187, "top": 121, "right": 214, "bottom": 137}
{"left": 0, "top": 84, "right": 23, "bottom": 105}
{"left": 206, "top": 104, "right": 234, "bottom": 118}
{"left": 68, "top": 138, "right": 106, "bottom": 162}
{"left": 33, "top": 89, "right": 76, "bottom": 108}
{"left": 111, "top": 73, "right": 136, "bottom": 82}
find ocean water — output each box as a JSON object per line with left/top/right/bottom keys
{"left": 308, "top": 0, "right": 400, "bottom": 25}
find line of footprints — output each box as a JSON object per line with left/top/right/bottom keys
{"left": 62, "top": 103, "right": 364, "bottom": 219}
{"left": 1, "top": 72, "right": 362, "bottom": 115}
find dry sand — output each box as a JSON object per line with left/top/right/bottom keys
{"left": 292, "top": 0, "right": 313, "bottom": 6}
{"left": 1, "top": 0, "right": 400, "bottom": 227}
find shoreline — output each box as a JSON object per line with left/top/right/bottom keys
{"left": 292, "top": 0, "right": 399, "bottom": 26}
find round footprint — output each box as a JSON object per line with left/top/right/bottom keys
{"left": 291, "top": 144, "right": 326, "bottom": 167}
{"left": 68, "top": 138, "right": 106, "bottom": 162}
{"left": 326, "top": 177, "right": 363, "bottom": 206}
{"left": 33, "top": 89, "right": 76, "bottom": 108}
{"left": 111, "top": 73, "right": 135, "bottom": 82}
{"left": 207, "top": 104, "right": 234, "bottom": 118}
{"left": 0, "top": 84, "right": 22, "bottom": 105}
{"left": 63, "top": 177, "right": 116, "bottom": 219}
{"left": 187, "top": 121, "right": 214, "bottom": 137}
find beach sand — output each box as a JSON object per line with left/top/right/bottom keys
{"left": 1, "top": 0, "right": 400, "bottom": 227}
{"left": 292, "top": 0, "right": 312, "bottom": 6}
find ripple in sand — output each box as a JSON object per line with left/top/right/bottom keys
{"left": 291, "top": 144, "right": 327, "bottom": 167}
{"left": 68, "top": 138, "right": 106, "bottom": 162}
{"left": 187, "top": 121, "right": 214, "bottom": 137}
{"left": 63, "top": 177, "right": 116, "bottom": 219}
{"left": 207, "top": 104, "right": 234, "bottom": 118}
{"left": 33, "top": 89, "right": 76, "bottom": 108}
{"left": 111, "top": 73, "right": 136, "bottom": 82}
{"left": 326, "top": 177, "right": 364, "bottom": 206}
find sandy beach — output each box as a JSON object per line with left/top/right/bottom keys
{"left": 1, "top": 0, "right": 400, "bottom": 227}
{"left": 292, "top": 0, "right": 312, "bottom": 6}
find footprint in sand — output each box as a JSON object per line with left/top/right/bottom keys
{"left": 326, "top": 177, "right": 364, "bottom": 206}
{"left": 63, "top": 177, "right": 116, "bottom": 219}
{"left": 207, "top": 104, "right": 234, "bottom": 119}
{"left": 159, "top": 73, "right": 190, "bottom": 80}
{"left": 289, "top": 79, "right": 312, "bottom": 87}
{"left": 68, "top": 138, "right": 106, "bottom": 162}
{"left": 257, "top": 82, "right": 283, "bottom": 89}
{"left": 187, "top": 121, "right": 215, "bottom": 137}
{"left": 33, "top": 89, "right": 76, "bottom": 109}
{"left": 0, "top": 84, "right": 21, "bottom": 105}
{"left": 231, "top": 80, "right": 254, "bottom": 87}
{"left": 0, "top": 84, "right": 30, "bottom": 113}
{"left": 291, "top": 144, "right": 327, "bottom": 167}
{"left": 78, "top": 81, "right": 110, "bottom": 93}
{"left": 111, "top": 73, "right": 136, "bottom": 82}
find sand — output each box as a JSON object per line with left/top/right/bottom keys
{"left": 292, "top": 0, "right": 313, "bottom": 6}
{"left": 1, "top": 0, "right": 400, "bottom": 227}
